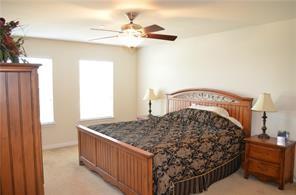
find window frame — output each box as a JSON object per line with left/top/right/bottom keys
{"left": 78, "top": 59, "right": 114, "bottom": 121}
{"left": 25, "top": 57, "right": 55, "bottom": 125}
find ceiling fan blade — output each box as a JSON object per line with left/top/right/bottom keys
{"left": 145, "top": 33, "right": 177, "bottom": 41}
{"left": 88, "top": 35, "right": 118, "bottom": 41}
{"left": 143, "top": 24, "right": 165, "bottom": 33}
{"left": 90, "top": 28, "right": 122, "bottom": 33}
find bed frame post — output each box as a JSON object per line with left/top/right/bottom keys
{"left": 77, "top": 130, "right": 84, "bottom": 166}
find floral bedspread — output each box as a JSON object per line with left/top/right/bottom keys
{"left": 89, "top": 108, "right": 244, "bottom": 195}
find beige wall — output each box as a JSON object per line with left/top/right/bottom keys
{"left": 137, "top": 19, "right": 296, "bottom": 177}
{"left": 24, "top": 19, "right": 295, "bottom": 177}
{"left": 292, "top": 20, "right": 296, "bottom": 147}
{"left": 24, "top": 38, "right": 137, "bottom": 149}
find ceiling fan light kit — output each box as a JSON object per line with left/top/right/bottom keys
{"left": 119, "top": 30, "right": 143, "bottom": 48}
{"left": 90, "top": 12, "right": 177, "bottom": 47}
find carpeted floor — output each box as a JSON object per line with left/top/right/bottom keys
{"left": 43, "top": 146, "right": 296, "bottom": 195}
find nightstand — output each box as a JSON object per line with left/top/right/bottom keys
{"left": 136, "top": 115, "right": 150, "bottom": 120}
{"left": 244, "top": 136, "right": 295, "bottom": 190}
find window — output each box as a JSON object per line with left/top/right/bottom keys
{"left": 25, "top": 57, "right": 54, "bottom": 124}
{"left": 79, "top": 60, "right": 113, "bottom": 120}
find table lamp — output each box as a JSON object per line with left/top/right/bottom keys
{"left": 143, "top": 88, "right": 157, "bottom": 115}
{"left": 252, "top": 93, "right": 277, "bottom": 139}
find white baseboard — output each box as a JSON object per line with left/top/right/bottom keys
{"left": 43, "top": 141, "right": 78, "bottom": 150}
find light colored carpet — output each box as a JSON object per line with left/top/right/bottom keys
{"left": 43, "top": 146, "right": 296, "bottom": 195}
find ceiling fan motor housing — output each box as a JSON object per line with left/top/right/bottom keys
{"left": 121, "top": 23, "right": 143, "bottom": 32}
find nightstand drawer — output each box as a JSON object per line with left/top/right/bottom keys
{"left": 248, "top": 159, "right": 280, "bottom": 178}
{"left": 249, "top": 144, "right": 281, "bottom": 163}
{"left": 137, "top": 115, "right": 149, "bottom": 120}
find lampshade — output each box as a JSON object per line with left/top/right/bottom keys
{"left": 252, "top": 93, "right": 277, "bottom": 112}
{"left": 143, "top": 88, "right": 157, "bottom": 101}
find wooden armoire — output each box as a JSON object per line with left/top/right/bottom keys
{"left": 0, "top": 63, "right": 44, "bottom": 195}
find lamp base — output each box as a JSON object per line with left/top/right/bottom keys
{"left": 258, "top": 133, "right": 270, "bottom": 139}
{"left": 258, "top": 112, "right": 270, "bottom": 139}
{"left": 148, "top": 100, "right": 152, "bottom": 115}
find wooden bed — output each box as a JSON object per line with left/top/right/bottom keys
{"left": 77, "top": 88, "right": 253, "bottom": 195}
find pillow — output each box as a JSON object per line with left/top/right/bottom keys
{"left": 228, "top": 117, "right": 243, "bottom": 129}
{"left": 190, "top": 104, "right": 229, "bottom": 118}
{"left": 189, "top": 104, "right": 243, "bottom": 129}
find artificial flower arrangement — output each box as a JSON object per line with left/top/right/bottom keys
{"left": 0, "top": 17, "right": 26, "bottom": 63}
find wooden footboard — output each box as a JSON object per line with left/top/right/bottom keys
{"left": 77, "top": 125, "right": 154, "bottom": 195}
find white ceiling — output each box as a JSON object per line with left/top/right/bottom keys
{"left": 2, "top": 0, "right": 296, "bottom": 47}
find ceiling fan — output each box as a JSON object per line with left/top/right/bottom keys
{"left": 90, "top": 12, "right": 177, "bottom": 47}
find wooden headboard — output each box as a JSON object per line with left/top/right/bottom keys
{"left": 166, "top": 88, "right": 253, "bottom": 137}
